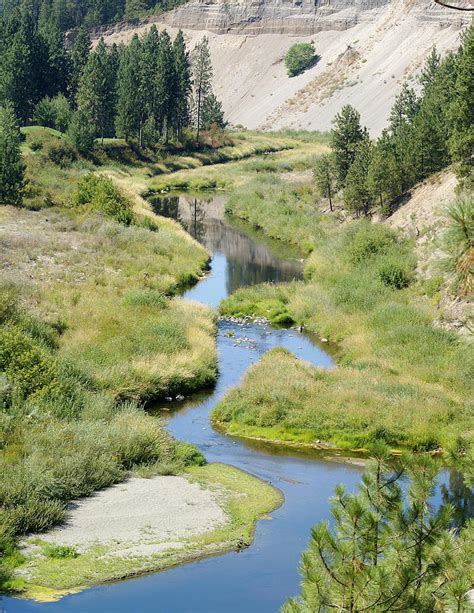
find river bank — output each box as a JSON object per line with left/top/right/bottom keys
{"left": 13, "top": 464, "right": 282, "bottom": 602}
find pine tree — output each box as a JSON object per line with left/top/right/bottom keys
{"left": 420, "top": 46, "right": 441, "bottom": 94}
{"left": 0, "top": 12, "right": 42, "bottom": 121}
{"left": 0, "top": 103, "right": 26, "bottom": 206}
{"left": 368, "top": 131, "right": 401, "bottom": 213}
{"left": 389, "top": 83, "right": 419, "bottom": 133}
{"left": 173, "top": 29, "right": 191, "bottom": 138}
{"left": 344, "top": 139, "right": 373, "bottom": 217}
{"left": 449, "top": 22, "right": 474, "bottom": 189}
{"left": 76, "top": 38, "right": 116, "bottom": 142}
{"left": 141, "top": 25, "right": 161, "bottom": 138}
{"left": 40, "top": 19, "right": 68, "bottom": 97}
{"left": 330, "top": 105, "right": 368, "bottom": 187}
{"left": 313, "top": 153, "right": 337, "bottom": 211}
{"left": 68, "top": 27, "right": 91, "bottom": 107}
{"left": 283, "top": 451, "right": 474, "bottom": 613}
{"left": 124, "top": 0, "right": 148, "bottom": 20}
{"left": 192, "top": 36, "right": 213, "bottom": 141}
{"left": 156, "top": 30, "right": 176, "bottom": 143}
{"left": 201, "top": 93, "right": 226, "bottom": 131}
{"left": 115, "top": 34, "right": 143, "bottom": 142}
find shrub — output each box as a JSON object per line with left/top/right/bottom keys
{"left": 44, "top": 545, "right": 78, "bottom": 559}
{"left": 47, "top": 142, "right": 77, "bottom": 168}
{"left": 30, "top": 140, "right": 43, "bottom": 152}
{"left": 343, "top": 222, "right": 396, "bottom": 263}
{"left": 378, "top": 259, "right": 411, "bottom": 289}
{"left": 73, "top": 174, "right": 134, "bottom": 225}
{"left": 285, "top": 43, "right": 318, "bottom": 77}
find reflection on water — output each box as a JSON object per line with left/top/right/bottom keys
{"left": 149, "top": 194, "right": 303, "bottom": 297}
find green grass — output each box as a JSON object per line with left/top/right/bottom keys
{"left": 12, "top": 464, "right": 281, "bottom": 602}
{"left": 0, "top": 204, "right": 216, "bottom": 402}
{"left": 215, "top": 216, "right": 473, "bottom": 452}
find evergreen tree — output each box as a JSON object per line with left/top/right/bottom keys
{"left": 39, "top": 19, "right": 68, "bottom": 97}
{"left": 156, "top": 30, "right": 176, "bottom": 142}
{"left": 420, "top": 46, "right": 441, "bottom": 94}
{"left": 368, "top": 131, "right": 401, "bottom": 213}
{"left": 389, "top": 83, "right": 419, "bottom": 133}
{"left": 201, "top": 93, "right": 226, "bottom": 131}
{"left": 0, "top": 12, "right": 42, "bottom": 120}
{"left": 67, "top": 109, "right": 95, "bottom": 155}
{"left": 172, "top": 29, "right": 191, "bottom": 138}
{"left": 115, "top": 34, "right": 144, "bottom": 142}
{"left": 344, "top": 139, "right": 374, "bottom": 217}
{"left": 192, "top": 36, "right": 213, "bottom": 140}
{"left": 76, "top": 38, "right": 116, "bottom": 141}
{"left": 68, "top": 27, "right": 91, "bottom": 107}
{"left": 284, "top": 451, "right": 474, "bottom": 613}
{"left": 313, "top": 153, "right": 337, "bottom": 211}
{"left": 141, "top": 25, "right": 161, "bottom": 135}
{"left": 124, "top": 0, "right": 148, "bottom": 20}
{"left": 449, "top": 22, "right": 474, "bottom": 189}
{"left": 0, "top": 103, "right": 26, "bottom": 206}
{"left": 330, "top": 105, "right": 368, "bottom": 187}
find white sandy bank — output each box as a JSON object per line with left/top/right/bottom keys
{"left": 36, "top": 476, "right": 227, "bottom": 555}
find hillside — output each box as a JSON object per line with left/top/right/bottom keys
{"left": 94, "top": 0, "right": 470, "bottom": 134}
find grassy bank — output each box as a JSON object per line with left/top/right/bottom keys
{"left": 12, "top": 464, "right": 282, "bottom": 602}
{"left": 215, "top": 188, "right": 473, "bottom": 451}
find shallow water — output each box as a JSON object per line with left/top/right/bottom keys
{"left": 3, "top": 195, "right": 470, "bottom": 613}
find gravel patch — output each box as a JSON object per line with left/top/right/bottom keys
{"left": 32, "top": 476, "right": 227, "bottom": 552}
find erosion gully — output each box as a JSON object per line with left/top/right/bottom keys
{"left": 4, "top": 195, "right": 470, "bottom": 613}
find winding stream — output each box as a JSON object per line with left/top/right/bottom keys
{"left": 3, "top": 196, "right": 469, "bottom": 613}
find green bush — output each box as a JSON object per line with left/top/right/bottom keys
{"left": 378, "top": 259, "right": 411, "bottom": 289}
{"left": 44, "top": 545, "right": 78, "bottom": 559}
{"left": 47, "top": 142, "right": 77, "bottom": 168}
{"left": 285, "top": 43, "right": 318, "bottom": 77}
{"left": 343, "top": 222, "right": 397, "bottom": 263}
{"left": 73, "top": 174, "right": 134, "bottom": 225}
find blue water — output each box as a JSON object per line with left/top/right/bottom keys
{"left": 2, "top": 197, "right": 469, "bottom": 613}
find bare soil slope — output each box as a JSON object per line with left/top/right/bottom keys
{"left": 96, "top": 0, "right": 469, "bottom": 134}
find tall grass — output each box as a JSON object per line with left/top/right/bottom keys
{"left": 215, "top": 219, "right": 473, "bottom": 451}
{"left": 0, "top": 292, "right": 205, "bottom": 574}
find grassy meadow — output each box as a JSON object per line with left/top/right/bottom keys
{"left": 215, "top": 179, "right": 473, "bottom": 452}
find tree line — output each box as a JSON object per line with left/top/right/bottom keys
{"left": 0, "top": 0, "right": 184, "bottom": 31}
{"left": 315, "top": 23, "right": 473, "bottom": 215}
{"left": 0, "top": 4, "right": 225, "bottom": 140}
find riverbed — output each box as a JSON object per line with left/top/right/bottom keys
{"left": 3, "top": 195, "right": 469, "bottom": 613}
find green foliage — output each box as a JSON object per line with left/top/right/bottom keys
{"left": 449, "top": 22, "right": 474, "bottom": 189}
{"left": 73, "top": 174, "right": 134, "bottom": 225}
{"left": 44, "top": 545, "right": 78, "bottom": 559}
{"left": 33, "top": 94, "right": 71, "bottom": 133}
{"left": 284, "top": 453, "right": 474, "bottom": 612}
{"left": 76, "top": 39, "right": 117, "bottom": 141}
{"left": 284, "top": 43, "right": 317, "bottom": 77}
{"left": 313, "top": 153, "right": 337, "bottom": 211}
{"left": 0, "top": 102, "right": 26, "bottom": 206}
{"left": 330, "top": 105, "right": 368, "bottom": 187}
{"left": 47, "top": 141, "right": 77, "bottom": 168}
{"left": 67, "top": 110, "right": 96, "bottom": 155}
{"left": 343, "top": 222, "right": 396, "bottom": 263}
{"left": 442, "top": 197, "right": 473, "bottom": 296}
{"left": 343, "top": 139, "right": 373, "bottom": 216}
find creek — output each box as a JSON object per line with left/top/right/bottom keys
{"left": 4, "top": 195, "right": 470, "bottom": 613}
